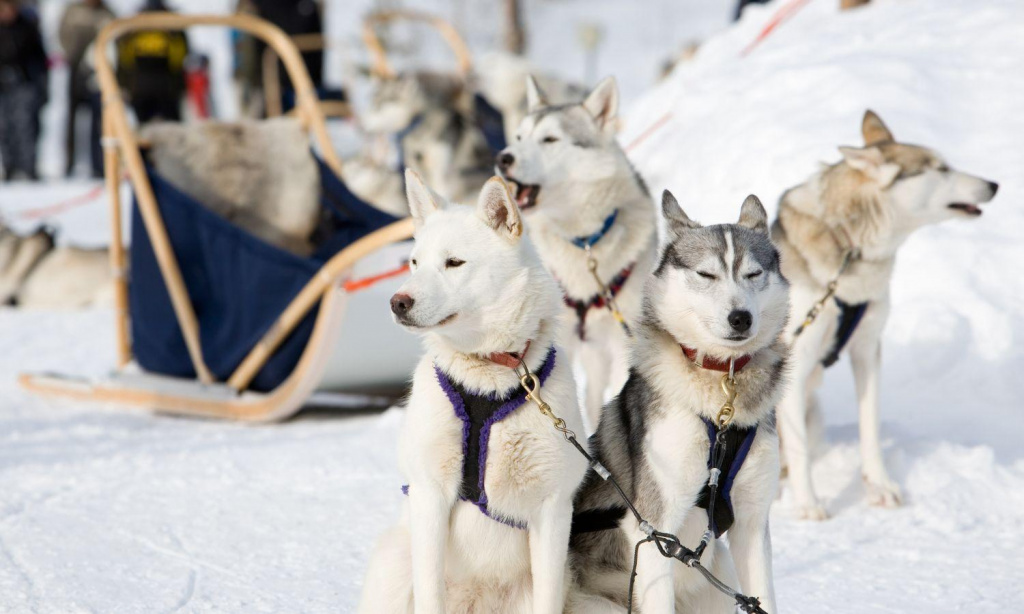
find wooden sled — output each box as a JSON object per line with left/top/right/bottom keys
{"left": 262, "top": 32, "right": 353, "bottom": 119}
{"left": 18, "top": 13, "right": 415, "bottom": 422}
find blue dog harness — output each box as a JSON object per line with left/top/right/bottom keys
{"left": 696, "top": 419, "right": 758, "bottom": 537}
{"left": 403, "top": 346, "right": 557, "bottom": 529}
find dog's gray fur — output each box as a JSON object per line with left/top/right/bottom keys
{"left": 571, "top": 192, "right": 789, "bottom": 613}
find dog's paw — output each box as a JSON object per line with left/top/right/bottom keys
{"left": 795, "top": 504, "right": 829, "bottom": 521}
{"left": 865, "top": 477, "right": 902, "bottom": 508}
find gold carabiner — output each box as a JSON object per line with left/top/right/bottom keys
{"left": 717, "top": 374, "right": 738, "bottom": 428}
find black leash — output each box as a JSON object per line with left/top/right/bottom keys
{"left": 516, "top": 359, "right": 767, "bottom": 614}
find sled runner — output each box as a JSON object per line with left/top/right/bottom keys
{"left": 362, "top": 9, "right": 508, "bottom": 153}
{"left": 18, "top": 13, "right": 417, "bottom": 421}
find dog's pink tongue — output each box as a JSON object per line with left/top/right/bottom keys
{"left": 517, "top": 186, "right": 533, "bottom": 206}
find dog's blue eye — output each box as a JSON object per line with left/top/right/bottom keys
{"left": 746, "top": 270, "right": 763, "bottom": 279}
{"left": 445, "top": 258, "right": 465, "bottom": 269}
{"left": 697, "top": 271, "right": 717, "bottom": 280}
{"left": 542, "top": 136, "right": 559, "bottom": 144}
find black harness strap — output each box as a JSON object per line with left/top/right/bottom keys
{"left": 695, "top": 419, "right": 758, "bottom": 538}
{"left": 821, "top": 297, "right": 869, "bottom": 368}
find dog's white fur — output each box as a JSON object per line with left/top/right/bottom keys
{"left": 142, "top": 117, "right": 320, "bottom": 255}
{"left": 498, "top": 76, "right": 657, "bottom": 430}
{"left": 358, "top": 172, "right": 589, "bottom": 614}
{"left": 573, "top": 192, "right": 788, "bottom": 613}
{"left": 773, "top": 110, "right": 999, "bottom": 519}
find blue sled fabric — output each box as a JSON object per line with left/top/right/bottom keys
{"left": 129, "top": 157, "right": 399, "bottom": 392}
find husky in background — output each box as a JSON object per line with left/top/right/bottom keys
{"left": 773, "top": 110, "right": 999, "bottom": 519}
{"left": 571, "top": 192, "right": 788, "bottom": 613}
{"left": 358, "top": 172, "right": 590, "bottom": 614}
{"left": 0, "top": 222, "right": 113, "bottom": 309}
{"left": 475, "top": 52, "right": 588, "bottom": 138}
{"left": 345, "top": 71, "right": 494, "bottom": 217}
{"left": 497, "top": 75, "right": 657, "bottom": 430}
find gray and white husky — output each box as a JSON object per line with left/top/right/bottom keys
{"left": 497, "top": 76, "right": 657, "bottom": 431}
{"left": 358, "top": 171, "right": 589, "bottom": 614}
{"left": 773, "top": 111, "right": 999, "bottom": 519}
{"left": 571, "top": 191, "right": 789, "bottom": 613}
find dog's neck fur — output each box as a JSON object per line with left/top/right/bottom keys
{"left": 529, "top": 157, "right": 656, "bottom": 299}
{"left": 634, "top": 321, "right": 785, "bottom": 429}
{"left": 775, "top": 163, "right": 904, "bottom": 303}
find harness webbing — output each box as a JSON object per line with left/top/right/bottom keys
{"left": 563, "top": 263, "right": 635, "bottom": 341}
{"left": 696, "top": 418, "right": 757, "bottom": 538}
{"left": 821, "top": 297, "right": 869, "bottom": 368}
{"left": 430, "top": 346, "right": 557, "bottom": 529}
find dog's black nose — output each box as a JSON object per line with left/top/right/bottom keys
{"left": 987, "top": 180, "right": 999, "bottom": 195}
{"left": 497, "top": 151, "right": 515, "bottom": 171}
{"left": 390, "top": 293, "right": 414, "bottom": 316}
{"left": 728, "top": 310, "right": 752, "bottom": 333}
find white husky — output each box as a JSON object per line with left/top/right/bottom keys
{"left": 773, "top": 110, "right": 1000, "bottom": 519}
{"left": 497, "top": 76, "right": 657, "bottom": 431}
{"left": 358, "top": 171, "right": 589, "bottom": 614}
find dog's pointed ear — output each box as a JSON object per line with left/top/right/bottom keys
{"left": 477, "top": 176, "right": 523, "bottom": 242}
{"left": 862, "top": 110, "right": 894, "bottom": 146}
{"left": 583, "top": 76, "right": 619, "bottom": 134}
{"left": 525, "top": 75, "right": 548, "bottom": 113}
{"left": 839, "top": 146, "right": 901, "bottom": 187}
{"left": 737, "top": 195, "right": 769, "bottom": 234}
{"left": 405, "top": 169, "right": 444, "bottom": 228}
{"left": 661, "top": 190, "right": 700, "bottom": 233}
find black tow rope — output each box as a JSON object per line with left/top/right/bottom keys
{"left": 514, "top": 357, "right": 768, "bottom": 613}
{"left": 564, "top": 431, "right": 767, "bottom": 614}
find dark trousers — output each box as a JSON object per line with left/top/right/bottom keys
{"left": 0, "top": 84, "right": 40, "bottom": 180}
{"left": 65, "top": 87, "right": 104, "bottom": 178}
{"left": 132, "top": 96, "right": 181, "bottom": 124}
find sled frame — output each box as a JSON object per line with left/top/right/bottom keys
{"left": 262, "top": 33, "right": 354, "bottom": 119}
{"left": 362, "top": 9, "right": 473, "bottom": 79}
{"left": 19, "top": 13, "right": 414, "bottom": 421}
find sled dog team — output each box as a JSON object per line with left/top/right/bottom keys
{"left": 359, "top": 76, "right": 998, "bottom": 613}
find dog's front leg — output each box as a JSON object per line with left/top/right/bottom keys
{"left": 528, "top": 494, "right": 573, "bottom": 614}
{"left": 728, "top": 513, "right": 777, "bottom": 614}
{"left": 408, "top": 484, "right": 450, "bottom": 614}
{"left": 848, "top": 306, "right": 901, "bottom": 507}
{"left": 629, "top": 524, "right": 675, "bottom": 614}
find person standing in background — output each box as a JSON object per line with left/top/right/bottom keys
{"left": 59, "top": 0, "right": 114, "bottom": 178}
{"left": 0, "top": 0, "right": 48, "bottom": 181}
{"left": 116, "top": 0, "right": 188, "bottom": 124}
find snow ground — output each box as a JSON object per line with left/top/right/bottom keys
{"left": 2, "top": 0, "right": 1024, "bottom": 612}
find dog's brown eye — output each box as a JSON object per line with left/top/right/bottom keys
{"left": 697, "top": 271, "right": 717, "bottom": 280}
{"left": 445, "top": 258, "right": 465, "bottom": 269}
{"left": 410, "top": 259, "right": 417, "bottom": 267}
{"left": 542, "top": 136, "right": 559, "bottom": 144}
{"left": 746, "top": 270, "right": 763, "bottom": 279}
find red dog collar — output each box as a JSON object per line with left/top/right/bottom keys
{"left": 681, "top": 345, "right": 751, "bottom": 373}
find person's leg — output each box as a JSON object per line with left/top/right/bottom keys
{"left": 66, "top": 89, "right": 80, "bottom": 176}
{"left": 89, "top": 92, "right": 104, "bottom": 178}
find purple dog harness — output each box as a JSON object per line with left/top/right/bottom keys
{"left": 403, "top": 346, "right": 557, "bottom": 529}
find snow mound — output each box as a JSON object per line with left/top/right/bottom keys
{"left": 624, "top": 0, "right": 1024, "bottom": 452}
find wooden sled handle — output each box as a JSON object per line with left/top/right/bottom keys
{"left": 92, "top": 13, "right": 350, "bottom": 386}
{"left": 362, "top": 10, "right": 473, "bottom": 80}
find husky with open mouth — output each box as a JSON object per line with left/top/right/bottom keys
{"left": 773, "top": 111, "right": 999, "bottom": 520}
{"left": 570, "top": 191, "right": 789, "bottom": 613}
{"left": 496, "top": 75, "right": 657, "bottom": 431}
{"left": 358, "top": 171, "right": 593, "bottom": 614}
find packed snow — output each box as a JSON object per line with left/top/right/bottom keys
{"left": 2, "top": 0, "right": 1024, "bottom": 612}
